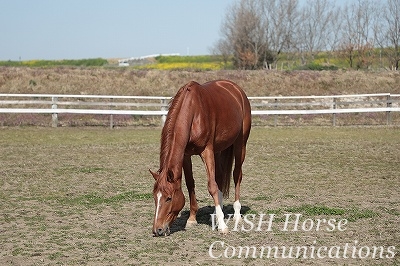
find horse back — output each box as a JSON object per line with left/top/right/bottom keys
{"left": 202, "top": 79, "right": 251, "bottom": 126}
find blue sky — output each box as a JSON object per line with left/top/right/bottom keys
{"left": 1, "top": 0, "right": 351, "bottom": 61}
{"left": 0, "top": 0, "right": 234, "bottom": 61}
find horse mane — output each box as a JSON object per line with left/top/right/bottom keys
{"left": 158, "top": 81, "right": 199, "bottom": 172}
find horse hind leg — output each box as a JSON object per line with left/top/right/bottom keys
{"left": 211, "top": 150, "right": 230, "bottom": 229}
{"left": 232, "top": 138, "right": 247, "bottom": 224}
{"left": 183, "top": 155, "right": 198, "bottom": 228}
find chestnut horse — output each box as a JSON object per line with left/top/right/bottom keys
{"left": 150, "top": 80, "right": 251, "bottom": 236}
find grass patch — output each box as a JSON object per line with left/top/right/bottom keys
{"left": 380, "top": 207, "right": 400, "bottom": 216}
{"left": 285, "top": 204, "right": 346, "bottom": 216}
{"left": 55, "top": 166, "right": 107, "bottom": 175}
{"left": 0, "top": 58, "right": 108, "bottom": 67}
{"left": 260, "top": 204, "right": 379, "bottom": 222}
{"left": 76, "top": 167, "right": 105, "bottom": 174}
{"left": 253, "top": 195, "right": 272, "bottom": 201}
{"left": 11, "top": 248, "right": 25, "bottom": 256}
{"left": 12, "top": 191, "right": 153, "bottom": 207}
{"left": 346, "top": 207, "right": 379, "bottom": 222}
{"left": 285, "top": 204, "right": 379, "bottom": 221}
{"left": 48, "top": 251, "right": 66, "bottom": 260}
{"left": 57, "top": 191, "right": 152, "bottom": 206}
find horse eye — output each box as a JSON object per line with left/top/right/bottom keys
{"left": 166, "top": 197, "right": 172, "bottom": 202}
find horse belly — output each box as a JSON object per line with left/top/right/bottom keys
{"left": 213, "top": 111, "right": 243, "bottom": 152}
{"left": 185, "top": 120, "right": 238, "bottom": 155}
{"left": 213, "top": 127, "right": 241, "bottom": 152}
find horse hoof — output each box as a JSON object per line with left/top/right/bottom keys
{"left": 219, "top": 228, "right": 229, "bottom": 235}
{"left": 185, "top": 220, "right": 198, "bottom": 228}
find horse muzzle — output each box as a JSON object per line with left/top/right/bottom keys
{"left": 153, "top": 226, "right": 170, "bottom": 237}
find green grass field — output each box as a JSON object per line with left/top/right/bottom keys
{"left": 0, "top": 127, "right": 399, "bottom": 265}
{"left": 0, "top": 47, "right": 393, "bottom": 70}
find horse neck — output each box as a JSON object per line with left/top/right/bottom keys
{"left": 159, "top": 104, "right": 193, "bottom": 178}
{"left": 160, "top": 133, "right": 186, "bottom": 180}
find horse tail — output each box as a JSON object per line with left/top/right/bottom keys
{"left": 216, "top": 145, "right": 234, "bottom": 198}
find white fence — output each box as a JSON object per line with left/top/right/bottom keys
{"left": 0, "top": 93, "right": 399, "bottom": 127}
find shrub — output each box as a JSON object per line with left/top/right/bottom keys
{"left": 295, "top": 63, "right": 338, "bottom": 71}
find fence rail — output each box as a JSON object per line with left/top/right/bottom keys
{"left": 0, "top": 93, "right": 399, "bottom": 127}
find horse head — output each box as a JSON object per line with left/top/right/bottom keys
{"left": 150, "top": 169, "right": 185, "bottom": 236}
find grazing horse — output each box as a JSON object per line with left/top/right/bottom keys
{"left": 150, "top": 80, "right": 251, "bottom": 236}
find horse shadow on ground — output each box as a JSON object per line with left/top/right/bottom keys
{"left": 170, "top": 204, "right": 251, "bottom": 235}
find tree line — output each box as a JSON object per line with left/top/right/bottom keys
{"left": 212, "top": 0, "right": 400, "bottom": 70}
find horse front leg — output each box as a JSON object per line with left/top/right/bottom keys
{"left": 183, "top": 155, "right": 198, "bottom": 227}
{"left": 201, "top": 148, "right": 228, "bottom": 234}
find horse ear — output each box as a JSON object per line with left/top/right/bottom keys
{"left": 149, "top": 169, "right": 158, "bottom": 180}
{"left": 167, "top": 169, "right": 174, "bottom": 183}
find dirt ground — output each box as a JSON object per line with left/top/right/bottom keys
{"left": 0, "top": 127, "right": 399, "bottom": 265}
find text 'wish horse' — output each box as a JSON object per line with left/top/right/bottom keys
{"left": 150, "top": 80, "right": 251, "bottom": 236}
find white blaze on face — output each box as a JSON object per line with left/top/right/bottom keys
{"left": 155, "top": 191, "right": 162, "bottom": 221}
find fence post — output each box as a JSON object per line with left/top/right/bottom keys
{"left": 274, "top": 98, "right": 278, "bottom": 127}
{"left": 161, "top": 98, "right": 168, "bottom": 127}
{"left": 109, "top": 98, "right": 114, "bottom": 129}
{"left": 51, "top": 96, "right": 58, "bottom": 127}
{"left": 332, "top": 97, "right": 337, "bottom": 126}
{"left": 386, "top": 94, "right": 392, "bottom": 126}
